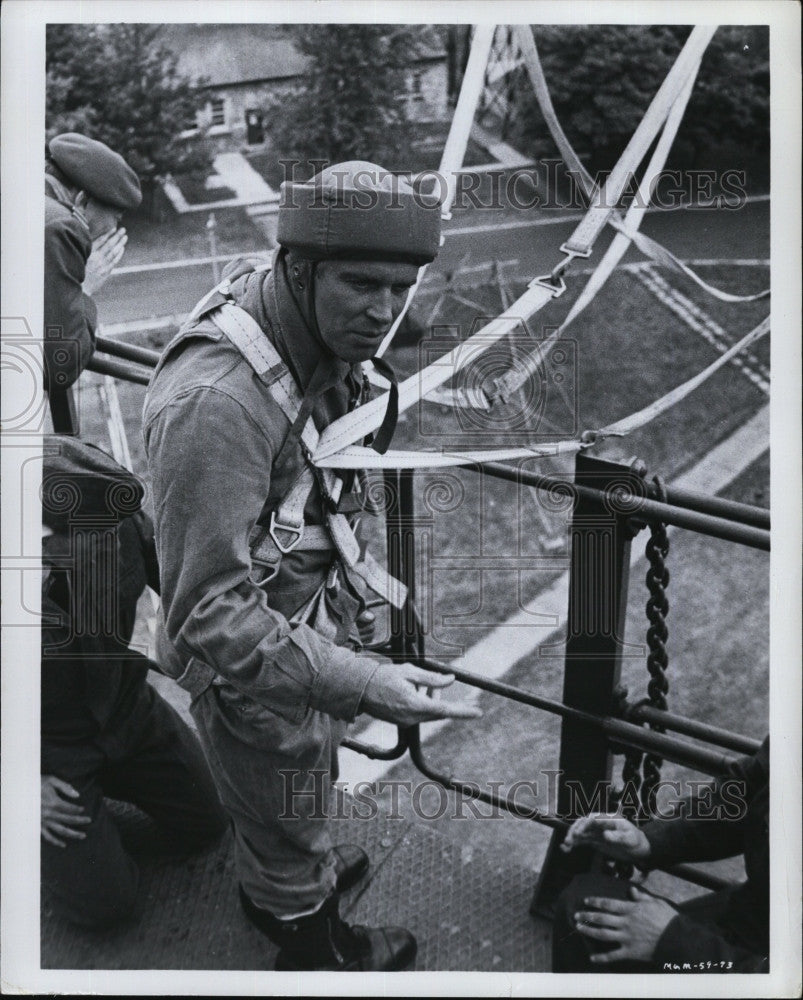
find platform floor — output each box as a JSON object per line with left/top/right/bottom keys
{"left": 41, "top": 792, "right": 552, "bottom": 972}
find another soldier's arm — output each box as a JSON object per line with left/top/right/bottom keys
{"left": 44, "top": 213, "right": 97, "bottom": 389}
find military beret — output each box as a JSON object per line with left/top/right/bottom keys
{"left": 278, "top": 160, "right": 441, "bottom": 266}
{"left": 48, "top": 133, "right": 142, "bottom": 211}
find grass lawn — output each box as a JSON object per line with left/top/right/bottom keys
{"left": 121, "top": 208, "right": 268, "bottom": 266}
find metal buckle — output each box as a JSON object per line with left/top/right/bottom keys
{"left": 269, "top": 511, "right": 304, "bottom": 554}
{"left": 528, "top": 272, "right": 567, "bottom": 298}
{"left": 558, "top": 242, "right": 592, "bottom": 259}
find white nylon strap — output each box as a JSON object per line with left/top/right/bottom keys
{"left": 315, "top": 441, "right": 583, "bottom": 470}
{"left": 600, "top": 316, "right": 770, "bottom": 438}
{"left": 312, "top": 32, "right": 717, "bottom": 461}
{"left": 212, "top": 302, "right": 286, "bottom": 379}
{"left": 514, "top": 26, "right": 765, "bottom": 306}
{"left": 209, "top": 300, "right": 407, "bottom": 607}
{"left": 489, "top": 53, "right": 702, "bottom": 405}
{"left": 561, "top": 25, "right": 717, "bottom": 256}
{"left": 313, "top": 280, "right": 556, "bottom": 461}
{"left": 373, "top": 23, "right": 497, "bottom": 361}
{"left": 310, "top": 317, "right": 769, "bottom": 472}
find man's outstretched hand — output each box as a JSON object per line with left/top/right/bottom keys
{"left": 361, "top": 662, "right": 482, "bottom": 727}
{"left": 560, "top": 813, "right": 651, "bottom": 864}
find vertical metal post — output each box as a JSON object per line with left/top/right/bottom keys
{"left": 531, "top": 453, "right": 640, "bottom": 916}
{"left": 384, "top": 468, "right": 422, "bottom": 661}
{"left": 48, "top": 386, "right": 78, "bottom": 435}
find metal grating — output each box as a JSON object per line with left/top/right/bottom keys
{"left": 41, "top": 794, "right": 552, "bottom": 972}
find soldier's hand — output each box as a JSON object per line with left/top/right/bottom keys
{"left": 361, "top": 662, "right": 482, "bottom": 727}
{"left": 83, "top": 228, "right": 128, "bottom": 295}
{"left": 356, "top": 609, "right": 376, "bottom": 646}
{"left": 41, "top": 775, "right": 91, "bottom": 848}
{"left": 574, "top": 885, "right": 677, "bottom": 963}
{"left": 560, "top": 813, "right": 651, "bottom": 863}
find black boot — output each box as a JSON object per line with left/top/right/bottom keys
{"left": 331, "top": 843, "right": 369, "bottom": 894}
{"left": 239, "top": 886, "right": 416, "bottom": 971}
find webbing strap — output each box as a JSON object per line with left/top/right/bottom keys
{"left": 560, "top": 25, "right": 717, "bottom": 256}
{"left": 607, "top": 222, "right": 770, "bottom": 303}
{"left": 310, "top": 316, "right": 769, "bottom": 471}
{"left": 515, "top": 26, "right": 766, "bottom": 306}
{"left": 373, "top": 23, "right": 496, "bottom": 361}
{"left": 488, "top": 52, "right": 702, "bottom": 405}
{"left": 313, "top": 280, "right": 557, "bottom": 460}
{"left": 208, "top": 300, "right": 407, "bottom": 608}
{"left": 316, "top": 440, "right": 584, "bottom": 470}
{"left": 312, "top": 31, "right": 717, "bottom": 462}
{"left": 600, "top": 316, "right": 769, "bottom": 437}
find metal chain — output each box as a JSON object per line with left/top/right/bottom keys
{"left": 641, "top": 475, "right": 670, "bottom": 816}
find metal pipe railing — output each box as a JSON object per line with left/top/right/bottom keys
{"left": 86, "top": 354, "right": 152, "bottom": 386}
{"left": 661, "top": 484, "right": 769, "bottom": 530}
{"left": 478, "top": 461, "right": 769, "bottom": 550}
{"left": 407, "top": 728, "right": 735, "bottom": 892}
{"left": 95, "top": 335, "right": 160, "bottom": 368}
{"left": 629, "top": 704, "right": 761, "bottom": 756}
{"left": 341, "top": 729, "right": 409, "bottom": 761}
{"left": 412, "top": 655, "right": 736, "bottom": 776}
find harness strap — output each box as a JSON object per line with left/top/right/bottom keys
{"left": 208, "top": 300, "right": 407, "bottom": 609}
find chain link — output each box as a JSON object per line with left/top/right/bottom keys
{"left": 641, "top": 475, "right": 670, "bottom": 816}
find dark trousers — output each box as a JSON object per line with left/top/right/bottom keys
{"left": 42, "top": 682, "right": 227, "bottom": 928}
{"left": 552, "top": 872, "right": 739, "bottom": 973}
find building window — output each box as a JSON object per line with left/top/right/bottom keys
{"left": 183, "top": 107, "right": 199, "bottom": 132}
{"left": 410, "top": 70, "right": 424, "bottom": 102}
{"left": 210, "top": 98, "right": 227, "bottom": 127}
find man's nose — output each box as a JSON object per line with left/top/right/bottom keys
{"left": 365, "top": 288, "right": 394, "bottom": 325}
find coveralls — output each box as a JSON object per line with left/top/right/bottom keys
{"left": 552, "top": 737, "right": 769, "bottom": 973}
{"left": 143, "top": 258, "right": 386, "bottom": 917}
{"left": 41, "top": 443, "right": 227, "bottom": 927}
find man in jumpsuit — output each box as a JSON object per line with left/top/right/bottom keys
{"left": 44, "top": 132, "right": 135, "bottom": 391}
{"left": 143, "top": 162, "right": 481, "bottom": 971}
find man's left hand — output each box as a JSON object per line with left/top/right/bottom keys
{"left": 574, "top": 884, "right": 677, "bottom": 964}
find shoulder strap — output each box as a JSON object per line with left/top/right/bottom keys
{"left": 209, "top": 301, "right": 407, "bottom": 609}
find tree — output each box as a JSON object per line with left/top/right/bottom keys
{"left": 46, "top": 24, "right": 212, "bottom": 217}
{"left": 507, "top": 26, "right": 769, "bottom": 185}
{"left": 264, "top": 24, "right": 440, "bottom": 176}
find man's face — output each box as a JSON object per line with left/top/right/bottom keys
{"left": 81, "top": 195, "right": 122, "bottom": 240}
{"left": 313, "top": 259, "right": 419, "bottom": 363}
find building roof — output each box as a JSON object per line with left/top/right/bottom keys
{"left": 159, "top": 23, "right": 446, "bottom": 89}
{"left": 160, "top": 24, "right": 310, "bottom": 87}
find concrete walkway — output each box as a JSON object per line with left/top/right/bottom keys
{"left": 161, "top": 152, "right": 278, "bottom": 214}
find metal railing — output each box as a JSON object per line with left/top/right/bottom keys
{"left": 55, "top": 339, "right": 769, "bottom": 909}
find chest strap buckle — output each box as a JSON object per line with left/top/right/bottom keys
{"left": 269, "top": 510, "right": 304, "bottom": 553}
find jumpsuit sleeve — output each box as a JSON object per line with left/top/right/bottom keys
{"left": 144, "top": 384, "right": 381, "bottom": 725}
{"left": 652, "top": 913, "right": 767, "bottom": 972}
{"left": 43, "top": 211, "right": 97, "bottom": 389}
{"left": 642, "top": 747, "right": 765, "bottom": 867}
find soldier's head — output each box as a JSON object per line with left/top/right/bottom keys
{"left": 278, "top": 161, "right": 441, "bottom": 362}
{"left": 46, "top": 133, "right": 142, "bottom": 238}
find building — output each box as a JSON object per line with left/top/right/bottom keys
{"left": 161, "top": 23, "right": 450, "bottom": 151}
